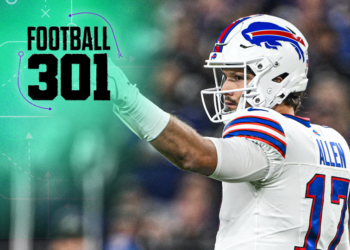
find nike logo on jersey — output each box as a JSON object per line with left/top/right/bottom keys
{"left": 313, "top": 130, "right": 320, "bottom": 136}
{"left": 316, "top": 139, "right": 346, "bottom": 168}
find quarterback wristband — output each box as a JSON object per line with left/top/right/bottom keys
{"left": 112, "top": 89, "right": 170, "bottom": 141}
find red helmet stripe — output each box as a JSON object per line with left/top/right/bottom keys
{"left": 250, "top": 30, "right": 305, "bottom": 46}
{"left": 217, "top": 20, "right": 240, "bottom": 44}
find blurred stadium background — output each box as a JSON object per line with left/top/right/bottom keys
{"left": 105, "top": 1, "right": 350, "bottom": 249}
{"left": 1, "top": 0, "right": 350, "bottom": 249}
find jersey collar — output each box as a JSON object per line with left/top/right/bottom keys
{"left": 282, "top": 114, "right": 311, "bottom": 128}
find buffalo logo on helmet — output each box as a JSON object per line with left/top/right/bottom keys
{"left": 211, "top": 53, "right": 217, "bottom": 60}
{"left": 241, "top": 22, "right": 306, "bottom": 62}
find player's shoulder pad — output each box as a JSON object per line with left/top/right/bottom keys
{"left": 312, "top": 123, "right": 348, "bottom": 143}
{"left": 223, "top": 107, "right": 287, "bottom": 158}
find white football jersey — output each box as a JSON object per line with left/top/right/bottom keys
{"left": 214, "top": 107, "right": 350, "bottom": 250}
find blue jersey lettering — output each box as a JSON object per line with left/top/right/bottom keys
{"left": 330, "top": 142, "right": 341, "bottom": 168}
{"left": 325, "top": 142, "right": 335, "bottom": 166}
{"left": 316, "top": 140, "right": 346, "bottom": 168}
{"left": 320, "top": 141, "right": 330, "bottom": 166}
{"left": 337, "top": 143, "right": 346, "bottom": 168}
{"left": 316, "top": 139, "right": 326, "bottom": 165}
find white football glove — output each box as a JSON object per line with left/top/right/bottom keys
{"left": 107, "top": 59, "right": 137, "bottom": 106}
{"left": 102, "top": 59, "right": 170, "bottom": 141}
{"left": 90, "top": 58, "right": 138, "bottom": 107}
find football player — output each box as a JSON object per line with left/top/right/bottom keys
{"left": 108, "top": 15, "right": 350, "bottom": 249}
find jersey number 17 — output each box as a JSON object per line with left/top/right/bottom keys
{"left": 295, "top": 174, "right": 349, "bottom": 250}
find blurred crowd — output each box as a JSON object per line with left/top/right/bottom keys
{"left": 43, "top": 0, "right": 350, "bottom": 249}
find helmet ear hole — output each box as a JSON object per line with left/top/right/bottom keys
{"left": 272, "top": 73, "right": 289, "bottom": 83}
{"left": 247, "top": 66, "right": 256, "bottom": 76}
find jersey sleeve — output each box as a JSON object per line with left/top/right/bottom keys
{"left": 219, "top": 108, "right": 286, "bottom": 184}
{"left": 207, "top": 137, "right": 269, "bottom": 183}
{"left": 222, "top": 108, "right": 287, "bottom": 158}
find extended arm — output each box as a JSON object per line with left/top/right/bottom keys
{"left": 109, "top": 64, "right": 271, "bottom": 182}
{"left": 150, "top": 115, "right": 217, "bottom": 176}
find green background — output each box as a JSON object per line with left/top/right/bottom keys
{"left": 0, "top": 0, "right": 157, "bottom": 239}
